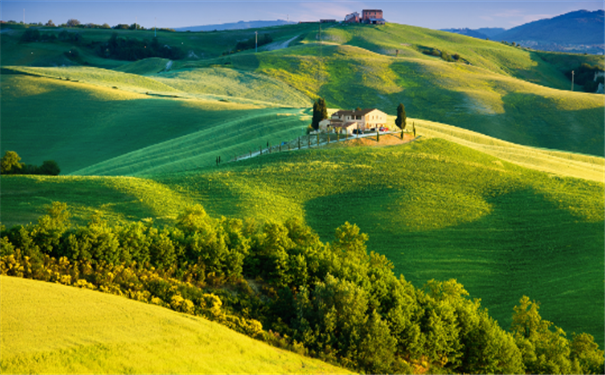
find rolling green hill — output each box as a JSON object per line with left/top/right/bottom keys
{"left": 2, "top": 21, "right": 604, "bottom": 356}
{"left": 2, "top": 137, "right": 603, "bottom": 348}
{"left": 0, "top": 276, "right": 349, "bottom": 374}
{"left": 1, "top": 68, "right": 311, "bottom": 175}
{"left": 2, "top": 22, "right": 603, "bottom": 165}
{"left": 201, "top": 41, "right": 604, "bottom": 156}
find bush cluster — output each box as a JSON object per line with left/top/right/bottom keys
{"left": 0, "top": 151, "right": 60, "bottom": 175}
{"left": 96, "top": 33, "right": 184, "bottom": 61}
{"left": 235, "top": 34, "right": 273, "bottom": 52}
{"left": 20, "top": 28, "right": 83, "bottom": 44}
{"left": 1, "top": 202, "right": 603, "bottom": 374}
{"left": 419, "top": 46, "right": 461, "bottom": 63}
{"left": 566, "top": 63, "right": 605, "bottom": 93}
{"left": 223, "top": 34, "right": 273, "bottom": 55}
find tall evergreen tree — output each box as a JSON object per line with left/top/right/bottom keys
{"left": 395, "top": 103, "right": 406, "bottom": 130}
{"left": 311, "top": 98, "right": 328, "bottom": 131}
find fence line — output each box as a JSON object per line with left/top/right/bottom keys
{"left": 228, "top": 130, "right": 413, "bottom": 163}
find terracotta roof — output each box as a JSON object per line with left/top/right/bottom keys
{"left": 333, "top": 108, "right": 378, "bottom": 117}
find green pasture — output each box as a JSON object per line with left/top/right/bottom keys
{"left": 0, "top": 23, "right": 318, "bottom": 66}
{"left": 0, "top": 276, "right": 349, "bottom": 374}
{"left": 160, "top": 138, "right": 604, "bottom": 347}
{"left": 0, "top": 71, "right": 310, "bottom": 175}
{"left": 2, "top": 138, "right": 603, "bottom": 347}
{"left": 203, "top": 43, "right": 603, "bottom": 156}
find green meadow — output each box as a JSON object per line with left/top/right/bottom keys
{"left": 1, "top": 20, "right": 604, "bottom": 368}
{"left": 2, "top": 137, "right": 603, "bottom": 347}
{"left": 0, "top": 276, "right": 349, "bottom": 374}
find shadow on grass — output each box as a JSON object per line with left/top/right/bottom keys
{"left": 304, "top": 188, "right": 604, "bottom": 347}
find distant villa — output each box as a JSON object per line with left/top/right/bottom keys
{"left": 345, "top": 9, "right": 386, "bottom": 25}
{"left": 299, "top": 9, "right": 386, "bottom": 25}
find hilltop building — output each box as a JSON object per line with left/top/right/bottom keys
{"left": 344, "top": 12, "right": 360, "bottom": 23}
{"left": 344, "top": 9, "right": 385, "bottom": 25}
{"left": 361, "top": 9, "right": 385, "bottom": 24}
{"left": 319, "top": 108, "right": 387, "bottom": 134}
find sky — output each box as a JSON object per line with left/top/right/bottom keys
{"left": 1, "top": 0, "right": 603, "bottom": 30}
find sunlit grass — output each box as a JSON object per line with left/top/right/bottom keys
{"left": 0, "top": 72, "right": 308, "bottom": 175}
{"left": 0, "top": 276, "right": 350, "bottom": 374}
{"left": 2, "top": 136, "right": 603, "bottom": 347}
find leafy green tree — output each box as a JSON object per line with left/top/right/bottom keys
{"left": 118, "top": 221, "right": 152, "bottom": 265}
{"left": 149, "top": 227, "right": 177, "bottom": 269}
{"left": 66, "top": 19, "right": 81, "bottom": 27}
{"left": 31, "top": 202, "right": 71, "bottom": 256}
{"left": 39, "top": 160, "right": 60, "bottom": 175}
{"left": 512, "top": 296, "right": 573, "bottom": 374}
{"left": 20, "top": 28, "right": 41, "bottom": 43}
{"left": 569, "top": 333, "right": 605, "bottom": 374}
{"left": 45, "top": 20, "right": 55, "bottom": 27}
{"left": 1, "top": 151, "right": 23, "bottom": 174}
{"left": 358, "top": 309, "right": 397, "bottom": 373}
{"left": 395, "top": 103, "right": 406, "bottom": 130}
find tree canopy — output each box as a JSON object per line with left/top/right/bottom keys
{"left": 1, "top": 151, "right": 22, "bottom": 174}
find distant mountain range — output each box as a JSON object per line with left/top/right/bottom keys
{"left": 442, "top": 10, "right": 604, "bottom": 54}
{"left": 441, "top": 27, "right": 505, "bottom": 39}
{"left": 175, "top": 20, "right": 295, "bottom": 32}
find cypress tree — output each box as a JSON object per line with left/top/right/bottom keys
{"left": 395, "top": 103, "right": 406, "bottom": 130}
{"left": 318, "top": 98, "right": 328, "bottom": 122}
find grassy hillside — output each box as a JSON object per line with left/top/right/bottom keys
{"left": 157, "top": 138, "right": 604, "bottom": 345}
{"left": 198, "top": 42, "right": 604, "bottom": 156}
{"left": 0, "top": 69, "right": 311, "bottom": 175}
{"left": 2, "top": 137, "right": 603, "bottom": 347}
{"left": 0, "top": 23, "right": 318, "bottom": 67}
{"left": 0, "top": 276, "right": 348, "bottom": 374}
{"left": 2, "top": 22, "right": 603, "bottom": 174}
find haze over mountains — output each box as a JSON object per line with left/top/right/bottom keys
{"left": 176, "top": 20, "right": 295, "bottom": 32}
{"left": 442, "top": 9, "right": 604, "bottom": 54}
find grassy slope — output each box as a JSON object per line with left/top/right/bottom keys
{"left": 0, "top": 276, "right": 349, "bottom": 374}
{"left": 0, "top": 23, "right": 318, "bottom": 67}
{"left": 0, "top": 69, "right": 311, "bottom": 175}
{"left": 2, "top": 137, "right": 603, "bottom": 347}
{"left": 207, "top": 41, "right": 604, "bottom": 156}
{"left": 2, "top": 23, "right": 603, "bottom": 177}
{"left": 161, "top": 138, "right": 604, "bottom": 347}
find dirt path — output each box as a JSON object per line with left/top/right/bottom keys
{"left": 264, "top": 35, "right": 300, "bottom": 51}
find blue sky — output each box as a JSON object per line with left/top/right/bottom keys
{"left": 1, "top": 0, "right": 603, "bottom": 30}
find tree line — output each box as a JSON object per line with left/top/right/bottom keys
{"left": 5, "top": 19, "right": 175, "bottom": 32}
{"left": 567, "top": 63, "right": 605, "bottom": 93}
{"left": 1, "top": 151, "right": 60, "bottom": 175}
{"left": 1, "top": 202, "right": 602, "bottom": 374}
{"left": 97, "top": 33, "right": 185, "bottom": 61}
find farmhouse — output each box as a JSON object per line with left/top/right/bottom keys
{"left": 319, "top": 108, "right": 388, "bottom": 134}
{"left": 344, "top": 10, "right": 385, "bottom": 25}
{"left": 361, "top": 9, "right": 386, "bottom": 25}
{"left": 344, "top": 12, "right": 360, "bottom": 23}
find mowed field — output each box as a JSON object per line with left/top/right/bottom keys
{"left": 0, "top": 276, "right": 349, "bottom": 374}
{"left": 2, "top": 137, "right": 603, "bottom": 348}
{"left": 1, "top": 67, "right": 311, "bottom": 175}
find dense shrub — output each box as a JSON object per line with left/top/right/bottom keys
{"left": 235, "top": 33, "right": 272, "bottom": 52}
{"left": 1, "top": 203, "right": 603, "bottom": 374}
{"left": 566, "top": 63, "right": 605, "bottom": 93}
{"left": 97, "top": 33, "right": 184, "bottom": 61}
{"left": 0, "top": 151, "right": 60, "bottom": 175}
